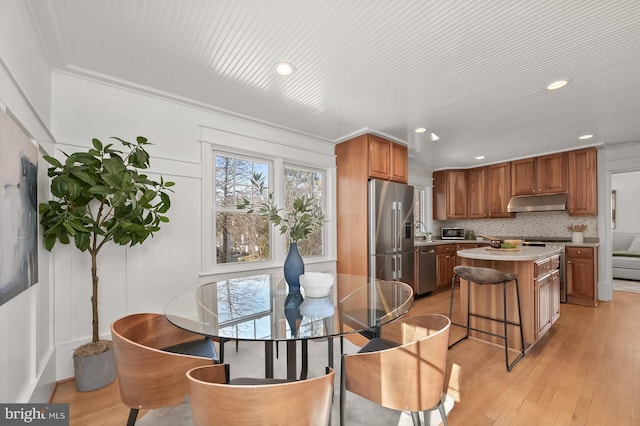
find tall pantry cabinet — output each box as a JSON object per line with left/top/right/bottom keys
{"left": 335, "top": 134, "right": 409, "bottom": 299}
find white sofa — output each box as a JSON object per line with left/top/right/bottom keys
{"left": 612, "top": 232, "right": 640, "bottom": 281}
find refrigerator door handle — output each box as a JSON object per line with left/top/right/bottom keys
{"left": 392, "top": 201, "right": 398, "bottom": 252}
{"left": 397, "top": 201, "right": 403, "bottom": 252}
{"left": 396, "top": 254, "right": 402, "bottom": 279}
{"left": 391, "top": 255, "right": 396, "bottom": 279}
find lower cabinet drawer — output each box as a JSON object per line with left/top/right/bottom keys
{"left": 566, "top": 246, "right": 594, "bottom": 259}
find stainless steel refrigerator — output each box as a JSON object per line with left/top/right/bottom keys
{"left": 368, "top": 179, "right": 415, "bottom": 288}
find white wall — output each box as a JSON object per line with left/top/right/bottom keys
{"left": 0, "top": 0, "right": 56, "bottom": 403}
{"left": 611, "top": 171, "right": 640, "bottom": 233}
{"left": 50, "top": 71, "right": 337, "bottom": 380}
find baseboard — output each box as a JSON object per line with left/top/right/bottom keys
{"left": 26, "top": 347, "right": 57, "bottom": 403}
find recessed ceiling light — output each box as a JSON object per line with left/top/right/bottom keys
{"left": 414, "top": 127, "right": 427, "bottom": 133}
{"left": 578, "top": 134, "right": 594, "bottom": 140}
{"left": 475, "top": 155, "right": 486, "bottom": 160}
{"left": 275, "top": 62, "right": 296, "bottom": 76}
{"left": 430, "top": 132, "right": 439, "bottom": 141}
{"left": 546, "top": 80, "right": 568, "bottom": 90}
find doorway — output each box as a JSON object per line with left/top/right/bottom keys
{"left": 610, "top": 170, "right": 640, "bottom": 294}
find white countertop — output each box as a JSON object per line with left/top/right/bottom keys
{"left": 457, "top": 246, "right": 562, "bottom": 261}
{"left": 414, "top": 239, "right": 490, "bottom": 247}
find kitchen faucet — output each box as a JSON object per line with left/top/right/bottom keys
{"left": 415, "top": 221, "right": 427, "bottom": 233}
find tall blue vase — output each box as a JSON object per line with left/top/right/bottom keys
{"left": 284, "top": 242, "right": 304, "bottom": 292}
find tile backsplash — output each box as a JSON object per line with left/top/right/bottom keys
{"left": 435, "top": 211, "right": 597, "bottom": 239}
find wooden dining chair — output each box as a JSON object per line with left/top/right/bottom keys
{"left": 340, "top": 314, "right": 451, "bottom": 426}
{"left": 186, "top": 365, "right": 335, "bottom": 426}
{"left": 111, "top": 313, "right": 220, "bottom": 426}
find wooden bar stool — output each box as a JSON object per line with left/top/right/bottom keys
{"left": 448, "top": 265, "right": 525, "bottom": 371}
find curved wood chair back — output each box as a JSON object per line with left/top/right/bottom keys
{"left": 111, "top": 313, "right": 215, "bottom": 410}
{"left": 187, "top": 365, "right": 335, "bottom": 426}
{"left": 343, "top": 314, "right": 451, "bottom": 412}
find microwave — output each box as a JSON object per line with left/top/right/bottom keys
{"left": 441, "top": 227, "right": 465, "bottom": 240}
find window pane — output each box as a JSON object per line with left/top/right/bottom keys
{"left": 215, "top": 153, "right": 272, "bottom": 265}
{"left": 284, "top": 166, "right": 325, "bottom": 257}
{"left": 216, "top": 212, "right": 269, "bottom": 263}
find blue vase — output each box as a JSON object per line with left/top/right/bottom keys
{"left": 284, "top": 242, "right": 304, "bottom": 292}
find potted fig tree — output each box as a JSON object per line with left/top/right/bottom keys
{"left": 39, "top": 136, "right": 174, "bottom": 391}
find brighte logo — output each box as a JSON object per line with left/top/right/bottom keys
{"left": 1, "top": 404, "right": 68, "bottom": 424}
{"left": 4, "top": 407, "right": 46, "bottom": 423}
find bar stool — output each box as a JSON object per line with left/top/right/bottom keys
{"left": 448, "top": 265, "right": 525, "bottom": 371}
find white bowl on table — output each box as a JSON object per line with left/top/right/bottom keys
{"left": 299, "top": 272, "right": 334, "bottom": 298}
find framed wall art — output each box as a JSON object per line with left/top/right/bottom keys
{"left": 0, "top": 107, "right": 38, "bottom": 306}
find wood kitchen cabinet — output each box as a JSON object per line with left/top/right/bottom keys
{"left": 436, "top": 244, "right": 456, "bottom": 289}
{"left": 465, "top": 163, "right": 513, "bottom": 218}
{"left": 535, "top": 255, "right": 561, "bottom": 339}
{"left": 368, "top": 134, "right": 408, "bottom": 183}
{"left": 567, "top": 147, "right": 597, "bottom": 216}
{"left": 485, "top": 162, "right": 513, "bottom": 218}
{"left": 334, "top": 133, "right": 409, "bottom": 299}
{"left": 566, "top": 245, "right": 598, "bottom": 306}
{"left": 433, "top": 169, "right": 467, "bottom": 220}
{"left": 551, "top": 269, "right": 560, "bottom": 323}
{"left": 435, "top": 147, "right": 593, "bottom": 221}
{"left": 467, "top": 166, "right": 487, "bottom": 218}
{"left": 511, "top": 153, "right": 567, "bottom": 196}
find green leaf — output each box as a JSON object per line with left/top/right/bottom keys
{"left": 69, "top": 152, "right": 100, "bottom": 166}
{"left": 70, "top": 169, "right": 97, "bottom": 186}
{"left": 88, "top": 185, "right": 111, "bottom": 195}
{"left": 74, "top": 232, "right": 91, "bottom": 251}
{"left": 44, "top": 234, "right": 56, "bottom": 251}
{"left": 92, "top": 138, "right": 103, "bottom": 150}
{"left": 43, "top": 155, "right": 63, "bottom": 168}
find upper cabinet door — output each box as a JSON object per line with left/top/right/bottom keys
{"left": 432, "top": 169, "right": 467, "bottom": 220}
{"left": 511, "top": 158, "right": 536, "bottom": 195}
{"left": 447, "top": 170, "right": 468, "bottom": 219}
{"left": 467, "top": 166, "right": 487, "bottom": 218}
{"left": 368, "top": 135, "right": 408, "bottom": 183}
{"left": 536, "top": 153, "right": 567, "bottom": 194}
{"left": 486, "top": 162, "right": 513, "bottom": 218}
{"left": 368, "top": 135, "right": 391, "bottom": 180}
{"left": 567, "top": 148, "right": 597, "bottom": 216}
{"left": 511, "top": 153, "right": 567, "bottom": 196}
{"left": 390, "top": 143, "right": 408, "bottom": 183}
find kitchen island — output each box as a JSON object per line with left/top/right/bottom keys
{"left": 455, "top": 246, "right": 562, "bottom": 352}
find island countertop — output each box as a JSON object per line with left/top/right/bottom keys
{"left": 457, "top": 246, "right": 562, "bottom": 261}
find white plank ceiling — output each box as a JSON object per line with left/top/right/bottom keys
{"left": 25, "top": 0, "right": 640, "bottom": 168}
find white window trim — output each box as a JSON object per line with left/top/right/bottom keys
{"left": 200, "top": 127, "right": 336, "bottom": 277}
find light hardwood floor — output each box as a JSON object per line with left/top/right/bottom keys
{"left": 51, "top": 288, "right": 640, "bottom": 425}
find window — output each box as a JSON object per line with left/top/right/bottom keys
{"left": 413, "top": 186, "right": 432, "bottom": 234}
{"left": 213, "top": 152, "right": 327, "bottom": 267}
{"left": 284, "top": 165, "right": 325, "bottom": 257}
{"left": 214, "top": 153, "right": 271, "bottom": 264}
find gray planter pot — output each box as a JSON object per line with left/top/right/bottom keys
{"left": 73, "top": 347, "right": 117, "bottom": 392}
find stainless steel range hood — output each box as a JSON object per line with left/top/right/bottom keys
{"left": 507, "top": 193, "right": 568, "bottom": 212}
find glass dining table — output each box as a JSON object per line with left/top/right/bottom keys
{"left": 164, "top": 271, "right": 414, "bottom": 380}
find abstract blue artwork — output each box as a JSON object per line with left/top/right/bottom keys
{"left": 0, "top": 108, "right": 38, "bottom": 306}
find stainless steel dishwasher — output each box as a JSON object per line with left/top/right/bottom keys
{"left": 416, "top": 246, "right": 437, "bottom": 295}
